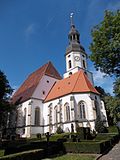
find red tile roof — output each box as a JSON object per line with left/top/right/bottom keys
{"left": 45, "top": 70, "right": 99, "bottom": 102}
{"left": 12, "top": 61, "right": 62, "bottom": 104}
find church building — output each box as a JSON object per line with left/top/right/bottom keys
{"left": 12, "top": 16, "right": 108, "bottom": 137}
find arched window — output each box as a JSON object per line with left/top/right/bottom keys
{"left": 23, "top": 108, "right": 26, "bottom": 126}
{"left": 54, "top": 106, "right": 58, "bottom": 124}
{"left": 95, "top": 99, "right": 99, "bottom": 116}
{"left": 34, "top": 107, "right": 40, "bottom": 126}
{"left": 48, "top": 103, "right": 52, "bottom": 125}
{"left": 64, "top": 103, "right": 70, "bottom": 121}
{"left": 73, "top": 34, "right": 75, "bottom": 40}
{"left": 68, "top": 60, "right": 72, "bottom": 69}
{"left": 79, "top": 101, "right": 86, "bottom": 119}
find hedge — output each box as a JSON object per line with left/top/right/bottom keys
{"left": 63, "top": 140, "right": 111, "bottom": 154}
{"left": 0, "top": 149, "right": 44, "bottom": 160}
{"left": 2, "top": 139, "right": 27, "bottom": 149}
{"left": 4, "top": 141, "right": 47, "bottom": 155}
{"left": 5, "top": 141, "right": 64, "bottom": 156}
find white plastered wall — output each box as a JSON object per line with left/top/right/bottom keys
{"left": 43, "top": 92, "right": 100, "bottom": 133}
{"left": 32, "top": 75, "right": 59, "bottom": 100}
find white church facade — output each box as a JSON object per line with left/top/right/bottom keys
{"left": 12, "top": 18, "right": 108, "bottom": 138}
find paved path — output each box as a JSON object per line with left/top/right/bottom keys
{"left": 99, "top": 141, "right": 120, "bottom": 160}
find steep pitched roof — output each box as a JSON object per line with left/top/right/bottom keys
{"left": 12, "top": 61, "right": 62, "bottom": 104}
{"left": 45, "top": 70, "right": 99, "bottom": 102}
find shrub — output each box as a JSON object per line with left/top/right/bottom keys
{"left": 36, "top": 133, "right": 41, "bottom": 139}
{"left": 50, "top": 133, "right": 69, "bottom": 141}
{"left": 0, "top": 149, "right": 44, "bottom": 160}
{"left": 108, "top": 126, "right": 118, "bottom": 133}
{"left": 56, "top": 126, "right": 64, "bottom": 134}
{"left": 95, "top": 116, "right": 108, "bottom": 133}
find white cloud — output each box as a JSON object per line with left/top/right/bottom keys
{"left": 92, "top": 70, "right": 114, "bottom": 95}
{"left": 25, "top": 23, "right": 35, "bottom": 36}
{"left": 25, "top": 23, "right": 38, "bottom": 39}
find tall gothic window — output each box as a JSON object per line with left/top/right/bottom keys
{"left": 54, "top": 106, "right": 58, "bottom": 124}
{"left": 95, "top": 98, "right": 99, "bottom": 116}
{"left": 64, "top": 103, "right": 70, "bottom": 121}
{"left": 79, "top": 101, "right": 86, "bottom": 119}
{"left": 68, "top": 60, "right": 72, "bottom": 69}
{"left": 48, "top": 104, "right": 52, "bottom": 124}
{"left": 34, "top": 107, "right": 40, "bottom": 126}
{"left": 48, "top": 104, "right": 52, "bottom": 133}
{"left": 23, "top": 108, "right": 26, "bottom": 126}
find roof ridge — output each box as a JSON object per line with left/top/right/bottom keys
{"left": 82, "top": 71, "right": 90, "bottom": 89}
{"left": 72, "top": 70, "right": 81, "bottom": 92}
{"left": 31, "top": 61, "right": 50, "bottom": 96}
{"left": 44, "top": 61, "right": 62, "bottom": 79}
{"left": 30, "top": 62, "right": 51, "bottom": 97}
{"left": 44, "top": 81, "right": 57, "bottom": 102}
{"left": 13, "top": 62, "right": 49, "bottom": 97}
{"left": 83, "top": 71, "right": 99, "bottom": 93}
{"left": 41, "top": 61, "right": 50, "bottom": 76}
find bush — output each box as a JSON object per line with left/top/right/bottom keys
{"left": 0, "top": 149, "right": 44, "bottom": 160}
{"left": 36, "top": 133, "right": 41, "bottom": 139}
{"left": 56, "top": 126, "right": 64, "bottom": 134}
{"left": 50, "top": 133, "right": 69, "bottom": 141}
{"left": 108, "top": 126, "right": 118, "bottom": 133}
{"left": 95, "top": 116, "right": 108, "bottom": 133}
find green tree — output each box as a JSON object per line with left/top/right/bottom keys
{"left": 95, "top": 86, "right": 120, "bottom": 125}
{"left": 95, "top": 86, "right": 110, "bottom": 100}
{"left": 90, "top": 10, "right": 120, "bottom": 77}
{"left": 113, "top": 77, "right": 120, "bottom": 97}
{"left": 104, "top": 96, "right": 120, "bottom": 124}
{"left": 95, "top": 116, "right": 108, "bottom": 133}
{"left": 0, "top": 70, "right": 14, "bottom": 136}
{"left": 0, "top": 70, "right": 13, "bottom": 100}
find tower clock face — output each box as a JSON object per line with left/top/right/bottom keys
{"left": 74, "top": 56, "right": 80, "bottom": 61}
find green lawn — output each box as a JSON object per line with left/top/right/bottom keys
{"left": 51, "top": 154, "right": 96, "bottom": 160}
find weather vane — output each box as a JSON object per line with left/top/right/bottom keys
{"left": 70, "top": 12, "right": 74, "bottom": 25}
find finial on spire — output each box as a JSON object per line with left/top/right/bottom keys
{"left": 70, "top": 12, "right": 74, "bottom": 26}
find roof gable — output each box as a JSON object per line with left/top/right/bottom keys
{"left": 12, "top": 61, "right": 61, "bottom": 104}
{"left": 45, "top": 70, "right": 99, "bottom": 102}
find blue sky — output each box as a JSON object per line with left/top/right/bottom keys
{"left": 0, "top": 0, "right": 120, "bottom": 94}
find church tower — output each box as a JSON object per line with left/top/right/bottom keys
{"left": 64, "top": 14, "right": 94, "bottom": 85}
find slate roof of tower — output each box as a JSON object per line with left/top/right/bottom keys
{"left": 45, "top": 69, "right": 99, "bottom": 102}
{"left": 12, "top": 61, "right": 62, "bottom": 104}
